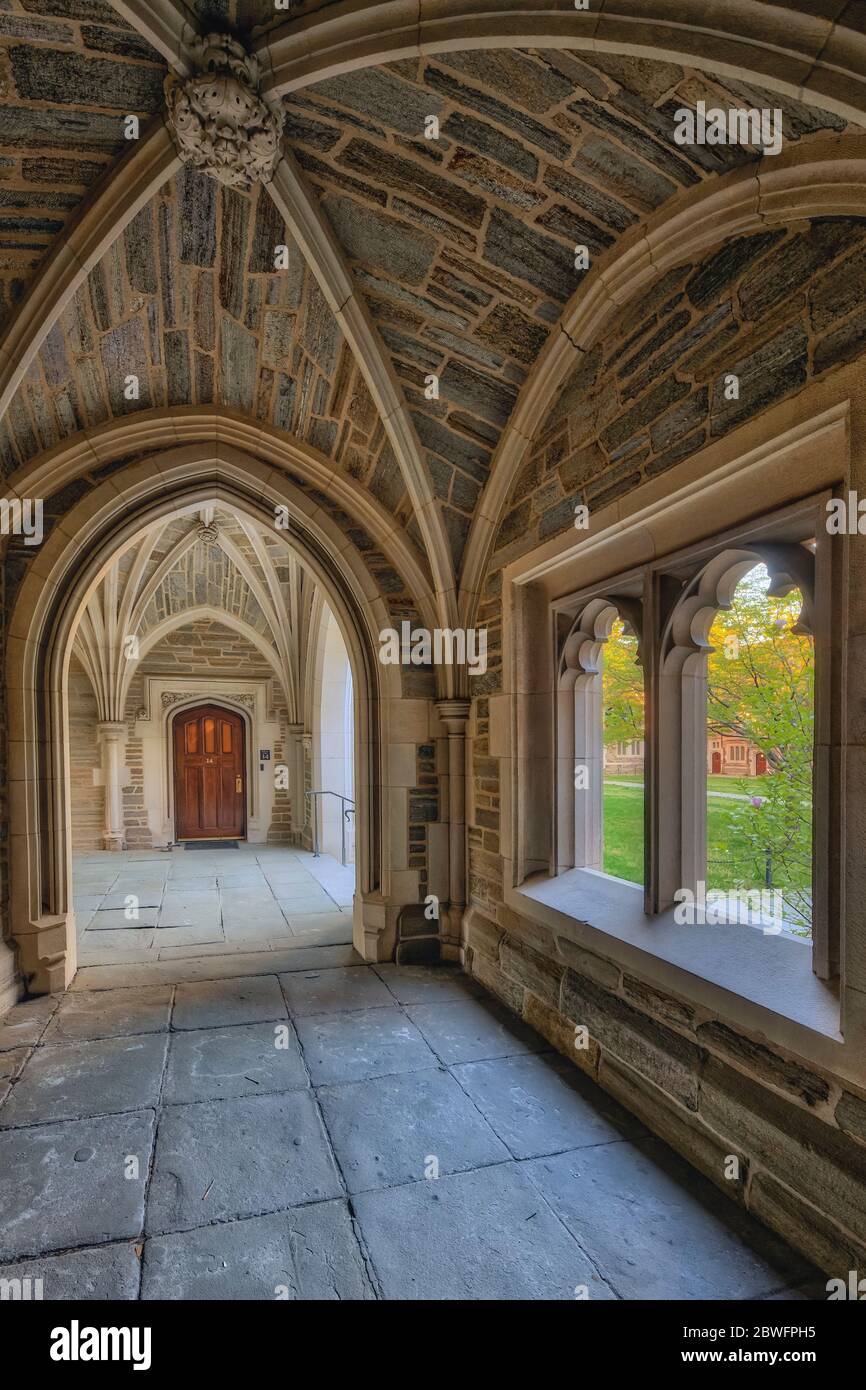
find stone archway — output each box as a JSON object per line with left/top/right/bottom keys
{"left": 5, "top": 453, "right": 414, "bottom": 993}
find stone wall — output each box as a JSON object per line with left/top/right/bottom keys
{"left": 465, "top": 901, "right": 866, "bottom": 1275}
{"left": 491, "top": 216, "right": 866, "bottom": 589}
{"left": 68, "top": 659, "right": 102, "bottom": 852}
{"left": 464, "top": 223, "right": 866, "bottom": 1276}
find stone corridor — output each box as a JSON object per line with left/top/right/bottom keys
{"left": 0, "top": 956, "right": 823, "bottom": 1300}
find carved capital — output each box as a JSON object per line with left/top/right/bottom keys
{"left": 164, "top": 32, "right": 285, "bottom": 190}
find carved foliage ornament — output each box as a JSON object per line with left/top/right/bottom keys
{"left": 165, "top": 33, "right": 284, "bottom": 190}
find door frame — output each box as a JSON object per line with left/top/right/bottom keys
{"left": 170, "top": 700, "right": 248, "bottom": 842}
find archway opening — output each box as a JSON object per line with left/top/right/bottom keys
{"left": 6, "top": 456, "right": 400, "bottom": 992}
{"left": 64, "top": 498, "right": 364, "bottom": 969}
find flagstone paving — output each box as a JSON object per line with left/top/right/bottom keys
{"left": 0, "top": 954, "right": 826, "bottom": 1300}
{"left": 72, "top": 845, "right": 354, "bottom": 968}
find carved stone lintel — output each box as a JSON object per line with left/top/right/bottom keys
{"left": 161, "top": 691, "right": 256, "bottom": 711}
{"left": 164, "top": 32, "right": 285, "bottom": 190}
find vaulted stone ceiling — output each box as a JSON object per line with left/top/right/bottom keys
{"left": 72, "top": 503, "right": 323, "bottom": 722}
{"left": 0, "top": 171, "right": 396, "bottom": 515}
{"left": 0, "top": 1, "right": 164, "bottom": 318}
{"left": 2, "top": 0, "right": 866, "bottom": 622}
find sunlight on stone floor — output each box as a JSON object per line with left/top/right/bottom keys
{"left": 72, "top": 845, "right": 354, "bottom": 967}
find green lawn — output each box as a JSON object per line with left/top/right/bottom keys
{"left": 601, "top": 781, "right": 645, "bottom": 882}
{"left": 601, "top": 779, "right": 809, "bottom": 891}
{"left": 605, "top": 773, "right": 774, "bottom": 797}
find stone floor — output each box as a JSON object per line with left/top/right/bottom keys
{"left": 74, "top": 845, "right": 354, "bottom": 968}
{"left": 0, "top": 953, "right": 824, "bottom": 1300}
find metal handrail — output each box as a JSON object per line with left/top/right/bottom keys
{"left": 305, "top": 789, "right": 355, "bottom": 865}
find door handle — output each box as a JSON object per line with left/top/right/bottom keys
{"left": 235, "top": 776, "right": 242, "bottom": 793}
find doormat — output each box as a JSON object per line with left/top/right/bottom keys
{"left": 183, "top": 840, "right": 239, "bottom": 850}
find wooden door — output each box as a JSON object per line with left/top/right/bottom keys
{"left": 173, "top": 705, "right": 245, "bottom": 840}
{"left": 711, "top": 751, "right": 722, "bottom": 774}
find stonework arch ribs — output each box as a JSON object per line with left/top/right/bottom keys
{"left": 255, "top": 0, "right": 866, "bottom": 124}
{"left": 107, "top": 0, "right": 199, "bottom": 75}
{"left": 68, "top": 0, "right": 459, "bottom": 625}
{"left": 122, "top": 605, "right": 288, "bottom": 716}
{"left": 264, "top": 152, "right": 458, "bottom": 627}
{"left": 216, "top": 521, "right": 300, "bottom": 717}
{"left": 1, "top": 415, "right": 440, "bottom": 639}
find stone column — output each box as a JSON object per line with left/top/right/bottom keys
{"left": 97, "top": 721, "right": 128, "bottom": 851}
{"left": 436, "top": 699, "right": 471, "bottom": 956}
{"left": 284, "top": 722, "right": 304, "bottom": 842}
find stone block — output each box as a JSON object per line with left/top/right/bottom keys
{"left": 318, "top": 1068, "right": 507, "bottom": 1193}
{"left": 372, "top": 962, "right": 479, "bottom": 1005}
{"left": 557, "top": 938, "right": 620, "bottom": 991}
{"left": 163, "top": 1022, "right": 308, "bottom": 1104}
{"left": 43, "top": 986, "right": 172, "bottom": 1042}
{"left": 563, "top": 969, "right": 703, "bottom": 1110}
{"left": 484, "top": 207, "right": 575, "bottom": 303}
{"left": 146, "top": 1091, "right": 341, "bottom": 1234}
{"left": 0, "top": 1242, "right": 141, "bottom": 1300}
{"left": 406, "top": 995, "right": 545, "bottom": 1065}
{"left": 312, "top": 68, "right": 441, "bottom": 138}
{"left": 696, "top": 1021, "right": 829, "bottom": 1108}
{"left": 0, "top": 1110, "right": 155, "bottom": 1260}
{"left": 142, "top": 1201, "right": 373, "bottom": 1300}
{"left": 748, "top": 1171, "right": 866, "bottom": 1279}
{"left": 500, "top": 936, "right": 563, "bottom": 1008}
{"left": 0, "top": 1034, "right": 167, "bottom": 1127}
{"left": 172, "top": 975, "right": 288, "bottom": 1031}
{"left": 600, "top": 1054, "right": 747, "bottom": 1198}
{"left": 280, "top": 964, "right": 392, "bottom": 1017}
{"left": 526, "top": 1138, "right": 814, "bottom": 1300}
{"left": 466, "top": 911, "right": 503, "bottom": 961}
{"left": 353, "top": 1162, "right": 616, "bottom": 1300}
{"left": 836, "top": 1090, "right": 866, "bottom": 1146}
{"left": 293, "top": 1006, "right": 436, "bottom": 1085}
{"left": 700, "top": 1058, "right": 866, "bottom": 1244}
{"left": 522, "top": 991, "right": 600, "bottom": 1077}
{"left": 469, "top": 946, "right": 525, "bottom": 1014}
{"left": 454, "top": 1050, "right": 642, "bottom": 1159}
{"left": 324, "top": 195, "right": 435, "bottom": 286}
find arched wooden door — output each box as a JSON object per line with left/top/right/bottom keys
{"left": 711, "top": 751, "right": 722, "bottom": 774}
{"left": 173, "top": 704, "right": 246, "bottom": 841}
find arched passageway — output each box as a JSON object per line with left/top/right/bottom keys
{"left": 3, "top": 455, "right": 419, "bottom": 991}
{"left": 2, "top": 0, "right": 866, "bottom": 1307}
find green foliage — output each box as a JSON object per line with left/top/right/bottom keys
{"left": 707, "top": 565, "right": 813, "bottom": 932}
{"left": 602, "top": 618, "right": 643, "bottom": 746}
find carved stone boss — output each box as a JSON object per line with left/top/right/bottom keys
{"left": 165, "top": 33, "right": 284, "bottom": 190}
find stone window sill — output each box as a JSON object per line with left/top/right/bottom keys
{"left": 510, "top": 867, "right": 841, "bottom": 1049}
